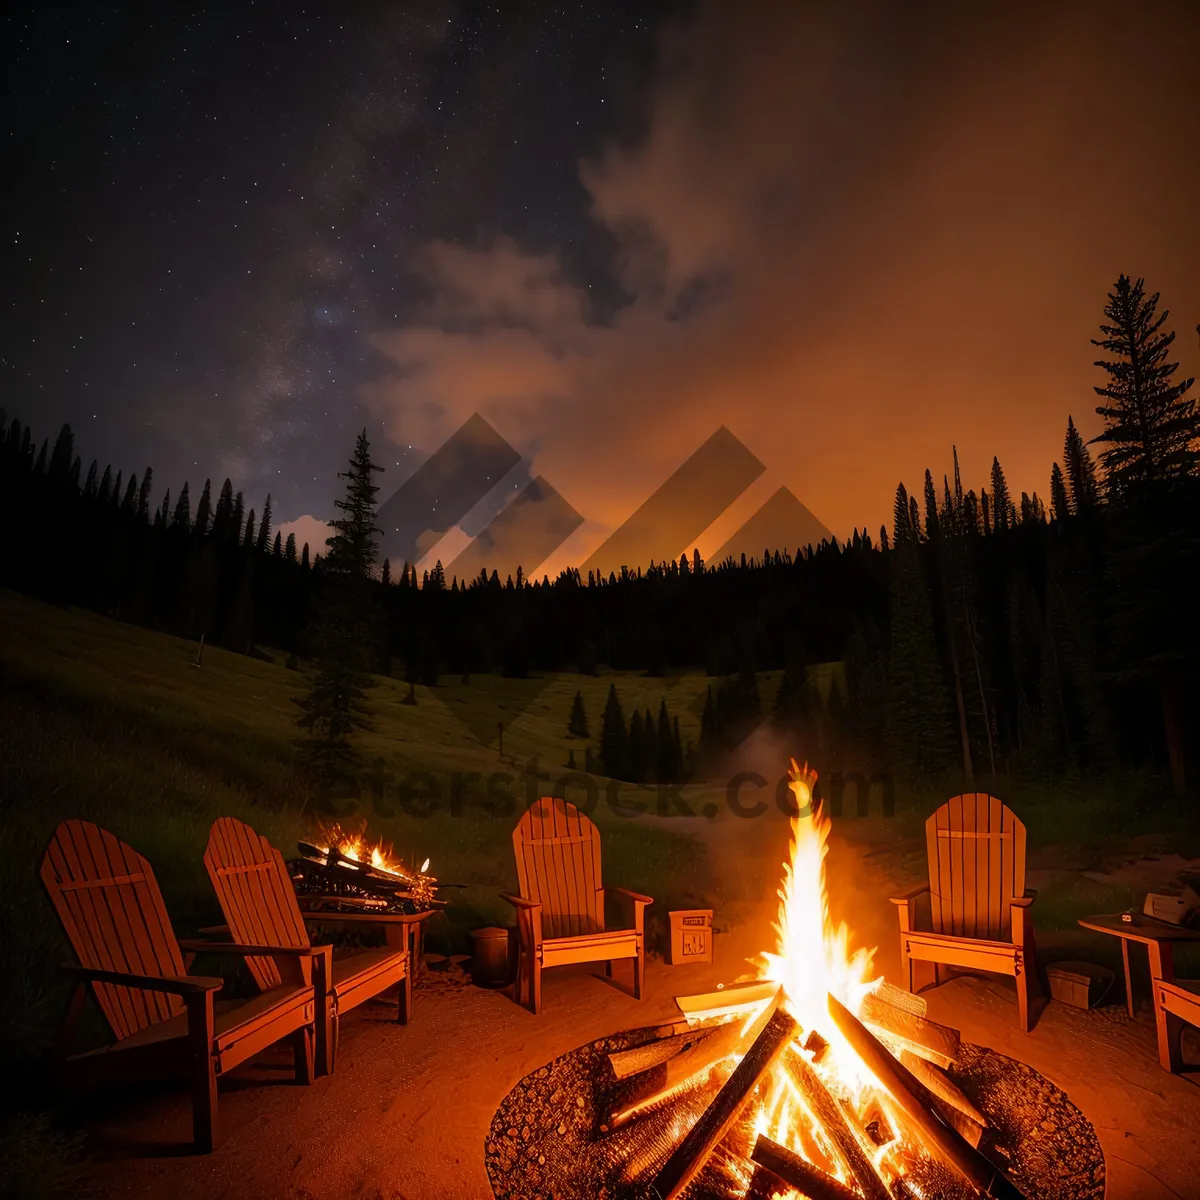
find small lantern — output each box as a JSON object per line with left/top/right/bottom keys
{"left": 668, "top": 908, "right": 713, "bottom": 965}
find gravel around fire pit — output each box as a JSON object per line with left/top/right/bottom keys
{"left": 484, "top": 1028, "right": 1104, "bottom": 1200}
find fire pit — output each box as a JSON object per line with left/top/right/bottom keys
{"left": 485, "top": 762, "right": 1105, "bottom": 1200}
{"left": 291, "top": 824, "right": 438, "bottom": 914}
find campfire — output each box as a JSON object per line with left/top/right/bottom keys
{"left": 291, "top": 824, "right": 439, "bottom": 914}
{"left": 610, "top": 760, "right": 1026, "bottom": 1200}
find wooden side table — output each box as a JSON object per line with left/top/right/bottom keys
{"left": 297, "top": 903, "right": 436, "bottom": 965}
{"left": 1078, "top": 913, "right": 1200, "bottom": 1070}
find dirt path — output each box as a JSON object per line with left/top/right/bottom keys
{"left": 79, "top": 812, "right": 1200, "bottom": 1200}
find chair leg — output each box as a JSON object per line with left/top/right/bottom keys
{"left": 633, "top": 944, "right": 645, "bottom": 1001}
{"left": 185, "top": 992, "right": 218, "bottom": 1153}
{"left": 1016, "top": 965, "right": 1032, "bottom": 1033}
{"left": 1158, "top": 1004, "right": 1185, "bottom": 1074}
{"left": 605, "top": 960, "right": 613, "bottom": 978}
{"left": 530, "top": 955, "right": 542, "bottom": 1015}
{"left": 399, "top": 964, "right": 412, "bottom": 1026}
{"left": 293, "top": 1025, "right": 315, "bottom": 1085}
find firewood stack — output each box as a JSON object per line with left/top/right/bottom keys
{"left": 290, "top": 839, "right": 439, "bottom": 914}
{"left": 594, "top": 982, "right": 1026, "bottom": 1200}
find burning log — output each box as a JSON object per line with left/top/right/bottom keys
{"left": 783, "top": 1044, "right": 892, "bottom": 1200}
{"left": 897, "top": 1049, "right": 986, "bottom": 1145}
{"left": 649, "top": 1008, "right": 799, "bottom": 1200}
{"left": 859, "top": 991, "right": 960, "bottom": 1069}
{"left": 828, "top": 995, "right": 1027, "bottom": 1200}
{"left": 744, "top": 1165, "right": 785, "bottom": 1200}
{"left": 292, "top": 838, "right": 439, "bottom": 914}
{"left": 750, "top": 1135, "right": 862, "bottom": 1200}
{"left": 611, "top": 989, "right": 783, "bottom": 1128}
{"left": 607, "top": 1028, "right": 715, "bottom": 1081}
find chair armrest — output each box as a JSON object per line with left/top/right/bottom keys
{"left": 178, "top": 939, "right": 331, "bottom": 958}
{"left": 1009, "top": 891, "right": 1036, "bottom": 908}
{"left": 500, "top": 892, "right": 542, "bottom": 911}
{"left": 63, "top": 964, "right": 223, "bottom": 997}
{"left": 890, "top": 884, "right": 931, "bottom": 905}
{"left": 604, "top": 887, "right": 653, "bottom": 906}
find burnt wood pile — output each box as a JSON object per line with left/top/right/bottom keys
{"left": 290, "top": 840, "right": 439, "bottom": 915}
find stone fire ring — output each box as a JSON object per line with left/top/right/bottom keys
{"left": 485, "top": 1027, "right": 1104, "bottom": 1200}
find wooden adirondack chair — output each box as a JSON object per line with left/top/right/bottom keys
{"left": 203, "top": 817, "right": 412, "bottom": 1077}
{"left": 890, "top": 794, "right": 1043, "bottom": 1031}
{"left": 41, "top": 819, "right": 318, "bottom": 1152}
{"left": 502, "top": 796, "right": 652, "bottom": 1015}
{"left": 1154, "top": 978, "right": 1200, "bottom": 1074}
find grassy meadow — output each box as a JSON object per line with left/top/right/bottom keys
{"left": 0, "top": 589, "right": 726, "bottom": 1061}
{"left": 3, "top": 586, "right": 1197, "bottom": 1062}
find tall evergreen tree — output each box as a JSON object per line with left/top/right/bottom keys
{"left": 211, "top": 479, "right": 234, "bottom": 540}
{"left": 285, "top": 532, "right": 297, "bottom": 562}
{"left": 83, "top": 460, "right": 99, "bottom": 498}
{"left": 243, "top": 509, "right": 257, "bottom": 550}
{"left": 1091, "top": 275, "right": 1198, "bottom": 492}
{"left": 193, "top": 479, "right": 213, "bottom": 537}
{"left": 229, "top": 490, "right": 245, "bottom": 542}
{"left": 989, "top": 457, "right": 1012, "bottom": 531}
{"left": 923, "top": 469, "right": 939, "bottom": 540}
{"left": 892, "top": 483, "right": 913, "bottom": 547}
{"left": 301, "top": 542, "right": 310, "bottom": 569}
{"left": 173, "top": 481, "right": 191, "bottom": 530}
{"left": 273, "top": 531, "right": 283, "bottom": 557}
{"left": 295, "top": 430, "right": 384, "bottom": 782}
{"left": 121, "top": 472, "right": 138, "bottom": 512}
{"left": 256, "top": 494, "right": 272, "bottom": 554}
{"left": 49, "top": 424, "right": 74, "bottom": 480}
{"left": 599, "top": 683, "right": 629, "bottom": 779}
{"left": 1063, "top": 417, "right": 1099, "bottom": 512}
{"left": 908, "top": 495, "right": 921, "bottom": 541}
{"left": 110, "top": 470, "right": 123, "bottom": 507}
{"left": 568, "top": 690, "right": 589, "bottom": 737}
{"left": 137, "top": 467, "right": 154, "bottom": 519}
{"left": 1049, "top": 463, "right": 1070, "bottom": 522}
{"left": 97, "top": 465, "right": 113, "bottom": 504}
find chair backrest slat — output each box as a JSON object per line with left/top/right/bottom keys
{"left": 204, "top": 817, "right": 310, "bottom": 991}
{"left": 925, "top": 794, "right": 1025, "bottom": 941}
{"left": 513, "top": 797, "right": 603, "bottom": 939}
{"left": 41, "top": 819, "right": 186, "bottom": 1041}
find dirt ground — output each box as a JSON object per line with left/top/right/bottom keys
{"left": 79, "top": 813, "right": 1200, "bottom": 1200}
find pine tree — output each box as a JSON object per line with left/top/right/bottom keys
{"left": 568, "top": 690, "right": 589, "bottom": 737}
{"left": 285, "top": 533, "right": 297, "bottom": 562}
{"left": 194, "top": 479, "right": 213, "bottom": 537}
{"left": 97, "top": 465, "right": 113, "bottom": 504}
{"left": 83, "top": 460, "right": 99, "bottom": 498}
{"left": 923, "top": 470, "right": 939, "bottom": 540}
{"left": 243, "top": 509, "right": 257, "bottom": 550}
{"left": 110, "top": 470, "right": 122, "bottom": 506}
{"left": 1091, "top": 275, "right": 1198, "bottom": 492}
{"left": 273, "top": 531, "right": 282, "bottom": 557}
{"left": 990, "top": 457, "right": 1012, "bottom": 531}
{"left": 599, "top": 683, "right": 629, "bottom": 779}
{"left": 381, "top": 558, "right": 391, "bottom": 586}
{"left": 301, "top": 543, "right": 310, "bottom": 569}
{"left": 656, "top": 699, "right": 675, "bottom": 782}
{"left": 892, "top": 483, "right": 912, "bottom": 547}
{"left": 1063, "top": 417, "right": 1099, "bottom": 512}
{"left": 628, "top": 711, "right": 646, "bottom": 782}
{"left": 295, "top": 430, "right": 384, "bottom": 783}
{"left": 256, "top": 494, "right": 272, "bottom": 554}
{"left": 158, "top": 489, "right": 171, "bottom": 528}
{"left": 1049, "top": 463, "right": 1070, "bottom": 522}
{"left": 211, "top": 479, "right": 234, "bottom": 540}
{"left": 121, "top": 473, "right": 138, "bottom": 512}
{"left": 49, "top": 424, "right": 74, "bottom": 480}
{"left": 908, "top": 495, "right": 921, "bottom": 541}
{"left": 231, "top": 491, "right": 245, "bottom": 542}
{"left": 173, "top": 482, "right": 191, "bottom": 530}
{"left": 137, "top": 467, "right": 154, "bottom": 519}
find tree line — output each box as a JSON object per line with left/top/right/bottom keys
{"left": 2, "top": 273, "right": 1197, "bottom": 792}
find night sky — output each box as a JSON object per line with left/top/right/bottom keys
{"left": 6, "top": 1, "right": 1200, "bottom": 572}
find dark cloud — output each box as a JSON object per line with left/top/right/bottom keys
{"left": 366, "top": 0, "right": 1200, "bottom": 573}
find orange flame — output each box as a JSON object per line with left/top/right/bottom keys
{"left": 742, "top": 759, "right": 911, "bottom": 1193}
